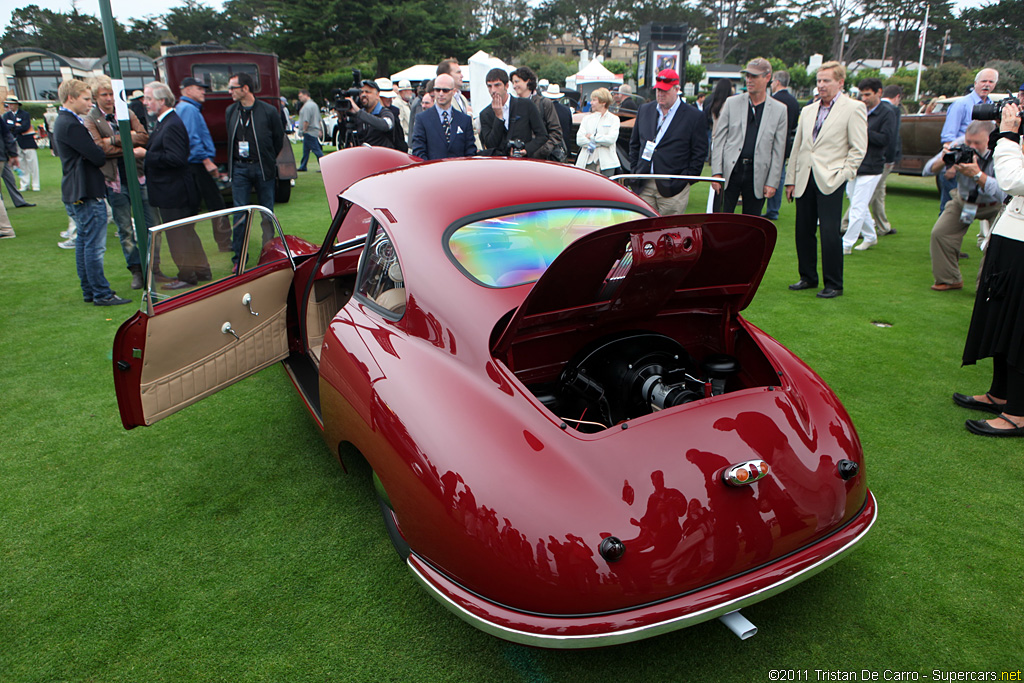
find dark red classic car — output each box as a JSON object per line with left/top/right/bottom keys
{"left": 112, "top": 148, "right": 876, "bottom": 647}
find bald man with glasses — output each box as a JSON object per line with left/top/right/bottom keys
{"left": 411, "top": 74, "right": 477, "bottom": 160}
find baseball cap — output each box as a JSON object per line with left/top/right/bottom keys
{"left": 654, "top": 69, "right": 679, "bottom": 91}
{"left": 741, "top": 58, "right": 771, "bottom": 77}
{"left": 180, "top": 77, "right": 210, "bottom": 90}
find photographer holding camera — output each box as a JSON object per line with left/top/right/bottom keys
{"left": 346, "top": 79, "right": 398, "bottom": 149}
{"left": 925, "top": 120, "right": 1004, "bottom": 291}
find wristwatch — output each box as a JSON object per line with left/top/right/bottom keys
{"left": 973, "top": 171, "right": 983, "bottom": 182}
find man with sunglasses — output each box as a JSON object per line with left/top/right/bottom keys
{"left": 627, "top": 68, "right": 708, "bottom": 215}
{"left": 225, "top": 72, "right": 285, "bottom": 255}
{"left": 411, "top": 74, "right": 476, "bottom": 160}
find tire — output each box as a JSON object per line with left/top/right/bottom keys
{"left": 377, "top": 495, "right": 411, "bottom": 560}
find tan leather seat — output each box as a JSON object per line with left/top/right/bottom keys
{"left": 375, "top": 287, "right": 406, "bottom": 314}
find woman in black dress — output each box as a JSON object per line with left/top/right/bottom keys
{"left": 955, "top": 101, "right": 1024, "bottom": 436}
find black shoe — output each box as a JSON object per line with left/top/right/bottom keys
{"left": 789, "top": 280, "right": 816, "bottom": 291}
{"left": 817, "top": 287, "right": 843, "bottom": 298}
{"left": 297, "top": 167, "right": 308, "bottom": 172}
{"left": 94, "top": 294, "right": 132, "bottom": 306}
{"left": 953, "top": 392, "right": 1005, "bottom": 414}
{"left": 965, "top": 415, "right": 1024, "bottom": 437}
{"left": 14, "top": 202, "right": 35, "bottom": 208}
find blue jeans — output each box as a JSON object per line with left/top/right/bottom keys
{"left": 70, "top": 198, "right": 114, "bottom": 301}
{"left": 299, "top": 134, "right": 323, "bottom": 170}
{"left": 939, "top": 173, "right": 956, "bottom": 215}
{"left": 106, "top": 185, "right": 141, "bottom": 271}
{"left": 763, "top": 161, "right": 787, "bottom": 219}
{"left": 231, "top": 162, "right": 277, "bottom": 263}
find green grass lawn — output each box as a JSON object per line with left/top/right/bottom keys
{"left": 1, "top": 145, "right": 1021, "bottom": 682}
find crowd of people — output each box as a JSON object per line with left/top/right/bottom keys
{"left": 4, "top": 57, "right": 1024, "bottom": 437}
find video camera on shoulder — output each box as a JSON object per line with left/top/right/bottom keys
{"left": 332, "top": 69, "right": 365, "bottom": 112}
{"left": 943, "top": 144, "right": 977, "bottom": 166}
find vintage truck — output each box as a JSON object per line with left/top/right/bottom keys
{"left": 155, "top": 45, "right": 297, "bottom": 202}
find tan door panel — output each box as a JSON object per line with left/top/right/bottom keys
{"left": 139, "top": 268, "right": 294, "bottom": 425}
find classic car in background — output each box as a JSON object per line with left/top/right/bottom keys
{"left": 112, "top": 148, "right": 876, "bottom": 647}
{"left": 895, "top": 93, "right": 1011, "bottom": 176}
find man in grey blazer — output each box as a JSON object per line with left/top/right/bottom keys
{"left": 711, "top": 58, "right": 789, "bottom": 216}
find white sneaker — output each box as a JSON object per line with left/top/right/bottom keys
{"left": 854, "top": 239, "right": 877, "bottom": 251}
{"left": 60, "top": 230, "right": 71, "bottom": 239}
{"left": 843, "top": 246, "right": 852, "bottom": 255}
{"left": 58, "top": 238, "right": 76, "bottom": 249}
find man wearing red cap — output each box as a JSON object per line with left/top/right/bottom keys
{"left": 627, "top": 69, "right": 708, "bottom": 215}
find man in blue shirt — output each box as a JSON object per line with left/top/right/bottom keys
{"left": 176, "top": 77, "right": 230, "bottom": 251}
{"left": 937, "top": 68, "right": 998, "bottom": 213}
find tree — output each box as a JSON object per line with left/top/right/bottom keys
{"left": 922, "top": 61, "right": 971, "bottom": 98}
{"left": 163, "top": 0, "right": 245, "bottom": 46}
{"left": 2, "top": 4, "right": 107, "bottom": 55}
{"left": 534, "top": 0, "right": 624, "bottom": 57}
{"left": 953, "top": 0, "right": 1024, "bottom": 66}
{"left": 684, "top": 63, "right": 706, "bottom": 88}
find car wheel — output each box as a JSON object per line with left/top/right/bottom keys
{"left": 377, "top": 496, "right": 411, "bottom": 560}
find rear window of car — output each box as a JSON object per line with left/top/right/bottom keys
{"left": 192, "top": 63, "right": 260, "bottom": 92}
{"left": 447, "top": 206, "right": 647, "bottom": 287}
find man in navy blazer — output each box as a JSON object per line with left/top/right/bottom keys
{"left": 628, "top": 69, "right": 708, "bottom": 215}
{"left": 139, "top": 81, "right": 210, "bottom": 289}
{"left": 411, "top": 74, "right": 477, "bottom": 160}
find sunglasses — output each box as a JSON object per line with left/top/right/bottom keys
{"left": 227, "top": 85, "right": 241, "bottom": 90}
{"left": 433, "top": 87, "right": 453, "bottom": 93}
{"left": 656, "top": 77, "right": 678, "bottom": 84}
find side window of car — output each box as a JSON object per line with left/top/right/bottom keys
{"left": 145, "top": 207, "right": 290, "bottom": 309}
{"left": 356, "top": 223, "right": 406, "bottom": 316}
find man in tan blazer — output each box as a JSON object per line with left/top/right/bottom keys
{"left": 711, "top": 57, "right": 789, "bottom": 216}
{"left": 785, "top": 61, "right": 867, "bottom": 299}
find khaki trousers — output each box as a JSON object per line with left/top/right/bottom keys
{"left": 929, "top": 189, "right": 1003, "bottom": 286}
{"left": 639, "top": 179, "right": 690, "bottom": 216}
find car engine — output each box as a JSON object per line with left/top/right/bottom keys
{"left": 532, "top": 332, "right": 740, "bottom": 433}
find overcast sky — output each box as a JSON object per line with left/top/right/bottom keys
{"left": 0, "top": 0, "right": 998, "bottom": 29}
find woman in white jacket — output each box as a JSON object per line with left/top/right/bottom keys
{"left": 575, "top": 88, "right": 620, "bottom": 177}
{"left": 957, "top": 101, "right": 1024, "bottom": 436}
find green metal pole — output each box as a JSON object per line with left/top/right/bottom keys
{"left": 97, "top": 0, "right": 148, "bottom": 274}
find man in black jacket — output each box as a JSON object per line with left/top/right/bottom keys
{"left": 138, "top": 81, "right": 211, "bottom": 290}
{"left": 763, "top": 70, "right": 801, "bottom": 220}
{"left": 627, "top": 69, "right": 708, "bottom": 215}
{"left": 840, "top": 78, "right": 897, "bottom": 253}
{"left": 479, "top": 68, "right": 548, "bottom": 158}
{"left": 53, "top": 79, "right": 130, "bottom": 306}
{"left": 345, "top": 79, "right": 399, "bottom": 149}
{"left": 226, "top": 72, "right": 284, "bottom": 257}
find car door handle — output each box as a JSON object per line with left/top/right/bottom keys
{"left": 221, "top": 322, "right": 240, "bottom": 340}
{"left": 241, "top": 292, "right": 259, "bottom": 316}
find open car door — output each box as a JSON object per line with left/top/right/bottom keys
{"left": 112, "top": 206, "right": 297, "bottom": 429}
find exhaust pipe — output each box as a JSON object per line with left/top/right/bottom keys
{"left": 718, "top": 610, "right": 757, "bottom": 639}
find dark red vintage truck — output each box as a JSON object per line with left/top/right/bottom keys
{"left": 155, "top": 45, "right": 297, "bottom": 202}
